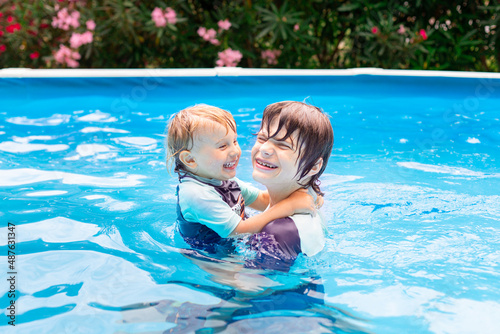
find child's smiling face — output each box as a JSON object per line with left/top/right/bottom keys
{"left": 186, "top": 121, "right": 241, "bottom": 181}
{"left": 251, "top": 120, "right": 302, "bottom": 187}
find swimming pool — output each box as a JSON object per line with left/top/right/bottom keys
{"left": 1, "top": 68, "right": 499, "bottom": 333}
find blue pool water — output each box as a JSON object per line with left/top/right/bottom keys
{"left": 1, "top": 71, "right": 500, "bottom": 333}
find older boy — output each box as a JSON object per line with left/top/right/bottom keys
{"left": 248, "top": 101, "right": 334, "bottom": 270}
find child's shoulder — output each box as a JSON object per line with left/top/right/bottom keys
{"left": 179, "top": 177, "right": 216, "bottom": 193}
{"left": 290, "top": 212, "right": 325, "bottom": 257}
{"left": 177, "top": 176, "right": 225, "bottom": 206}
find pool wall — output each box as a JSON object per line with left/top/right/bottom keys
{"left": 2, "top": 68, "right": 500, "bottom": 108}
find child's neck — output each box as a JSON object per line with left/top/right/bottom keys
{"left": 267, "top": 183, "right": 303, "bottom": 207}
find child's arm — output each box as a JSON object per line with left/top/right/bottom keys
{"left": 248, "top": 189, "right": 323, "bottom": 212}
{"left": 247, "top": 190, "right": 270, "bottom": 211}
{"left": 231, "top": 189, "right": 316, "bottom": 235}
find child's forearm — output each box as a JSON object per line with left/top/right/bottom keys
{"left": 232, "top": 189, "right": 316, "bottom": 235}
{"left": 247, "top": 190, "right": 270, "bottom": 211}
{"left": 231, "top": 202, "right": 292, "bottom": 235}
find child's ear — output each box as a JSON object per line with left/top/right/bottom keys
{"left": 179, "top": 150, "right": 197, "bottom": 169}
{"left": 307, "top": 158, "right": 323, "bottom": 176}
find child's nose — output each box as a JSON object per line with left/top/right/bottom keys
{"left": 259, "top": 141, "right": 273, "bottom": 156}
{"left": 229, "top": 145, "right": 240, "bottom": 156}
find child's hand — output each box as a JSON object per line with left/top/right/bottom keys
{"left": 286, "top": 189, "right": 317, "bottom": 216}
{"left": 315, "top": 194, "right": 324, "bottom": 209}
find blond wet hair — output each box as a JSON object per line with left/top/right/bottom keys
{"left": 166, "top": 104, "right": 236, "bottom": 173}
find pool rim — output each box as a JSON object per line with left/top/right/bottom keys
{"left": 1, "top": 67, "right": 500, "bottom": 79}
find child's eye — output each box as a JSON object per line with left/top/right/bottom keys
{"left": 233, "top": 139, "right": 238, "bottom": 145}
{"left": 278, "top": 143, "right": 291, "bottom": 150}
{"left": 219, "top": 144, "right": 227, "bottom": 149}
{"left": 257, "top": 135, "right": 267, "bottom": 143}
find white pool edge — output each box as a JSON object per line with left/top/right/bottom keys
{"left": 1, "top": 67, "right": 500, "bottom": 79}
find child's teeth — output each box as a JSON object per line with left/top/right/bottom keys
{"left": 258, "top": 160, "right": 276, "bottom": 168}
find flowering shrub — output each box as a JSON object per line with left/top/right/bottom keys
{"left": 151, "top": 7, "right": 176, "bottom": 27}
{"left": 216, "top": 48, "right": 243, "bottom": 67}
{"left": 197, "top": 27, "right": 220, "bottom": 45}
{"left": 261, "top": 49, "right": 282, "bottom": 65}
{"left": 54, "top": 44, "right": 80, "bottom": 68}
{"left": 0, "top": 1, "right": 498, "bottom": 71}
{"left": 51, "top": 7, "right": 80, "bottom": 30}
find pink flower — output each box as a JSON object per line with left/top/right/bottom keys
{"left": 397, "top": 24, "right": 405, "bottom": 34}
{"left": 197, "top": 27, "right": 206, "bottom": 37}
{"left": 294, "top": 24, "right": 299, "bottom": 32}
{"left": 371, "top": 26, "right": 378, "bottom": 34}
{"left": 82, "top": 31, "right": 93, "bottom": 43}
{"left": 86, "top": 19, "right": 96, "bottom": 30}
{"left": 216, "top": 48, "right": 242, "bottom": 67}
{"left": 52, "top": 8, "right": 80, "bottom": 30}
{"left": 419, "top": 29, "right": 428, "bottom": 40}
{"left": 261, "top": 49, "right": 282, "bottom": 65}
{"left": 69, "top": 33, "right": 82, "bottom": 48}
{"left": 165, "top": 7, "right": 177, "bottom": 25}
{"left": 218, "top": 19, "right": 231, "bottom": 31}
{"left": 7, "top": 16, "right": 13, "bottom": 23}
{"left": 30, "top": 51, "right": 40, "bottom": 59}
{"left": 54, "top": 44, "right": 81, "bottom": 68}
{"left": 67, "top": 9, "right": 80, "bottom": 29}
{"left": 0, "top": 45, "right": 6, "bottom": 52}
{"left": 197, "top": 27, "right": 219, "bottom": 45}
{"left": 152, "top": 7, "right": 177, "bottom": 27}
{"left": 206, "top": 28, "right": 217, "bottom": 40}
{"left": 152, "top": 7, "right": 166, "bottom": 27}
{"left": 70, "top": 31, "right": 93, "bottom": 48}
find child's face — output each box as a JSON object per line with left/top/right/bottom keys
{"left": 251, "top": 120, "right": 302, "bottom": 187}
{"left": 189, "top": 122, "right": 241, "bottom": 180}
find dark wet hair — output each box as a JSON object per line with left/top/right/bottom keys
{"left": 259, "top": 101, "right": 334, "bottom": 195}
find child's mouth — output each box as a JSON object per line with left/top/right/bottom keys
{"left": 223, "top": 161, "right": 237, "bottom": 168}
{"left": 256, "top": 159, "right": 278, "bottom": 169}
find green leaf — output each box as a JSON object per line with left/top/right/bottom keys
{"left": 458, "top": 29, "right": 478, "bottom": 46}
{"left": 440, "top": 30, "right": 454, "bottom": 41}
{"left": 256, "top": 6, "right": 274, "bottom": 16}
{"left": 337, "top": 3, "right": 361, "bottom": 12}
{"left": 416, "top": 44, "right": 428, "bottom": 53}
{"left": 460, "top": 40, "right": 482, "bottom": 46}
{"left": 279, "top": 24, "right": 287, "bottom": 40}
{"left": 256, "top": 24, "right": 276, "bottom": 40}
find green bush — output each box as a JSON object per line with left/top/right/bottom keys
{"left": 0, "top": 0, "right": 498, "bottom": 71}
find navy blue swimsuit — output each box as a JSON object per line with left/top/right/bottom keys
{"left": 176, "top": 175, "right": 246, "bottom": 254}
{"left": 176, "top": 174, "right": 303, "bottom": 270}
{"left": 247, "top": 217, "right": 302, "bottom": 272}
